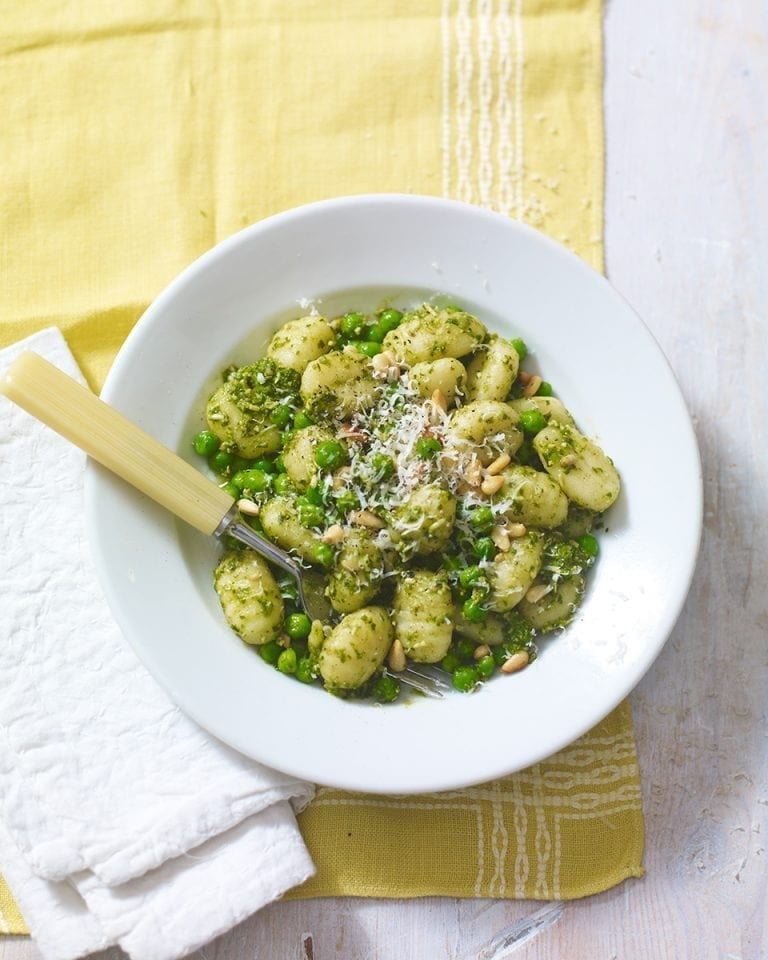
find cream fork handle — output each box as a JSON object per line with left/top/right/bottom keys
{"left": 0, "top": 351, "right": 233, "bottom": 535}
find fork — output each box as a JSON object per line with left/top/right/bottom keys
{"left": 0, "top": 351, "right": 449, "bottom": 697}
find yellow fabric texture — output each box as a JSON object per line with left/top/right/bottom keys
{"left": 0, "top": 0, "right": 643, "bottom": 934}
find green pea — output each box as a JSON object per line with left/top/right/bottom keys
{"left": 370, "top": 453, "right": 395, "bottom": 480}
{"left": 315, "top": 440, "right": 347, "bottom": 470}
{"left": 301, "top": 486, "right": 322, "bottom": 507}
{"left": 536, "top": 381, "right": 553, "bottom": 397}
{"left": 252, "top": 457, "right": 277, "bottom": 474}
{"left": 293, "top": 410, "right": 314, "bottom": 430}
{"left": 339, "top": 312, "right": 367, "bottom": 338}
{"left": 221, "top": 481, "right": 240, "bottom": 499}
{"left": 313, "top": 542, "right": 335, "bottom": 567}
{"left": 441, "top": 651, "right": 461, "bottom": 673}
{"left": 230, "top": 455, "right": 250, "bottom": 472}
{"left": 378, "top": 308, "right": 403, "bottom": 331}
{"left": 519, "top": 409, "right": 547, "bottom": 435}
{"left": 353, "top": 340, "right": 383, "bottom": 357}
{"left": 476, "top": 655, "right": 495, "bottom": 679}
{"left": 461, "top": 596, "right": 488, "bottom": 623}
{"left": 456, "top": 637, "right": 476, "bottom": 661}
{"left": 208, "top": 450, "right": 233, "bottom": 474}
{"left": 415, "top": 436, "right": 442, "bottom": 458}
{"left": 578, "top": 534, "right": 599, "bottom": 557}
{"left": 373, "top": 675, "right": 401, "bottom": 703}
{"left": 468, "top": 506, "right": 495, "bottom": 533}
{"left": 334, "top": 491, "right": 358, "bottom": 514}
{"left": 270, "top": 404, "right": 293, "bottom": 428}
{"left": 285, "top": 612, "right": 312, "bottom": 641}
{"left": 473, "top": 537, "right": 496, "bottom": 561}
{"left": 232, "top": 469, "right": 271, "bottom": 493}
{"left": 193, "top": 430, "right": 220, "bottom": 457}
{"left": 511, "top": 337, "right": 528, "bottom": 361}
{"left": 452, "top": 665, "right": 479, "bottom": 693}
{"left": 297, "top": 499, "right": 325, "bottom": 528}
{"left": 272, "top": 474, "right": 293, "bottom": 495}
{"left": 296, "top": 656, "right": 316, "bottom": 684}
{"left": 274, "top": 455, "right": 287, "bottom": 473}
{"left": 277, "top": 648, "right": 298, "bottom": 675}
{"left": 366, "top": 323, "right": 388, "bottom": 343}
{"left": 458, "top": 565, "right": 483, "bottom": 590}
{"left": 259, "top": 641, "right": 282, "bottom": 665}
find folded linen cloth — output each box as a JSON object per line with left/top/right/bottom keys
{"left": 0, "top": 328, "right": 315, "bottom": 960}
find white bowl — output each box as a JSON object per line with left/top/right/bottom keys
{"left": 85, "top": 194, "right": 702, "bottom": 794}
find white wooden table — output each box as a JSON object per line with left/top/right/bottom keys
{"left": 3, "top": 0, "right": 766, "bottom": 956}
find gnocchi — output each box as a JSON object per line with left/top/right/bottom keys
{"left": 193, "top": 300, "right": 620, "bottom": 701}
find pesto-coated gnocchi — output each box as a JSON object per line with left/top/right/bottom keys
{"left": 301, "top": 346, "right": 379, "bottom": 419}
{"left": 517, "top": 574, "right": 585, "bottom": 632}
{"left": 447, "top": 400, "right": 523, "bottom": 464}
{"left": 389, "top": 484, "right": 456, "bottom": 557}
{"left": 409, "top": 357, "right": 467, "bottom": 405}
{"left": 260, "top": 496, "right": 321, "bottom": 564}
{"left": 533, "top": 421, "right": 621, "bottom": 512}
{"left": 213, "top": 551, "right": 283, "bottom": 645}
{"left": 394, "top": 570, "right": 453, "bottom": 663}
{"left": 383, "top": 304, "right": 486, "bottom": 364}
{"left": 465, "top": 335, "right": 520, "bottom": 402}
{"left": 317, "top": 606, "right": 393, "bottom": 690}
{"left": 267, "top": 315, "right": 336, "bottom": 373}
{"left": 487, "top": 533, "right": 545, "bottom": 611}
{"left": 194, "top": 300, "right": 620, "bottom": 701}
{"left": 327, "top": 530, "right": 384, "bottom": 614}
{"left": 494, "top": 464, "right": 569, "bottom": 529}
{"left": 282, "top": 424, "right": 336, "bottom": 490}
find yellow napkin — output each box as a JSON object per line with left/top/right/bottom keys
{"left": 0, "top": 0, "right": 642, "bottom": 933}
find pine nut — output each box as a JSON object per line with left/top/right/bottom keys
{"left": 350, "top": 509, "right": 386, "bottom": 529}
{"left": 321, "top": 524, "right": 344, "bottom": 544}
{"left": 501, "top": 650, "right": 530, "bottom": 673}
{"left": 560, "top": 453, "right": 577, "bottom": 467}
{"left": 507, "top": 522, "right": 527, "bottom": 538}
{"left": 525, "top": 582, "right": 552, "bottom": 604}
{"left": 518, "top": 370, "right": 532, "bottom": 385}
{"left": 386, "top": 364, "right": 401, "bottom": 382}
{"left": 485, "top": 453, "right": 511, "bottom": 476}
{"left": 237, "top": 498, "right": 260, "bottom": 516}
{"left": 371, "top": 350, "right": 397, "bottom": 378}
{"left": 473, "top": 644, "right": 492, "bottom": 661}
{"left": 387, "top": 638, "right": 407, "bottom": 672}
{"left": 522, "top": 375, "right": 543, "bottom": 398}
{"left": 480, "top": 475, "right": 505, "bottom": 496}
{"left": 466, "top": 459, "right": 484, "bottom": 488}
{"left": 431, "top": 388, "right": 448, "bottom": 412}
{"left": 371, "top": 353, "right": 390, "bottom": 375}
{"left": 491, "top": 525, "right": 511, "bottom": 552}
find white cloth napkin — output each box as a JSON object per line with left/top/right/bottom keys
{"left": 0, "top": 329, "right": 315, "bottom": 960}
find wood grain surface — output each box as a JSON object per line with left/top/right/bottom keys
{"left": 2, "top": 0, "right": 766, "bottom": 957}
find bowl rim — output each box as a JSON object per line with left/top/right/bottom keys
{"left": 86, "top": 193, "right": 703, "bottom": 792}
